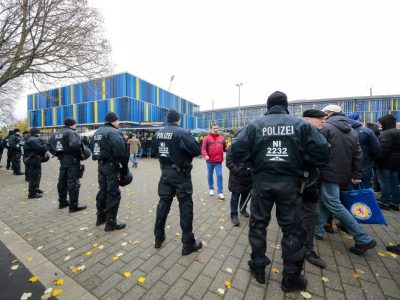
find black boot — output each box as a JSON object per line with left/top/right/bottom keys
{"left": 35, "top": 189, "right": 44, "bottom": 194}
{"left": 58, "top": 200, "right": 70, "bottom": 209}
{"left": 96, "top": 214, "right": 106, "bottom": 226}
{"left": 281, "top": 274, "right": 308, "bottom": 292}
{"left": 248, "top": 261, "right": 266, "bottom": 284}
{"left": 154, "top": 234, "right": 166, "bottom": 249}
{"left": 182, "top": 240, "right": 202, "bottom": 255}
{"left": 104, "top": 206, "right": 125, "bottom": 231}
{"left": 28, "top": 193, "right": 42, "bottom": 199}
{"left": 69, "top": 200, "right": 87, "bottom": 213}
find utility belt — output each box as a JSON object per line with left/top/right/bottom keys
{"left": 99, "top": 159, "right": 117, "bottom": 165}
{"left": 297, "top": 171, "right": 318, "bottom": 194}
{"left": 161, "top": 163, "right": 193, "bottom": 173}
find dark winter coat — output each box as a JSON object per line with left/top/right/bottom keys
{"left": 226, "top": 148, "right": 252, "bottom": 194}
{"left": 319, "top": 113, "right": 363, "bottom": 185}
{"left": 375, "top": 114, "right": 400, "bottom": 170}
{"left": 349, "top": 120, "right": 380, "bottom": 166}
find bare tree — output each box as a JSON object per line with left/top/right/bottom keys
{"left": 0, "top": 0, "right": 112, "bottom": 89}
{"left": 0, "top": 80, "right": 19, "bottom": 124}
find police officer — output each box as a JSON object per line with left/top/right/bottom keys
{"left": 4, "top": 130, "right": 14, "bottom": 170}
{"left": 231, "top": 91, "right": 331, "bottom": 292}
{"left": 153, "top": 109, "right": 202, "bottom": 255}
{"left": 21, "top": 130, "right": 30, "bottom": 181}
{"left": 91, "top": 112, "right": 129, "bottom": 231}
{"left": 23, "top": 128, "right": 48, "bottom": 199}
{"left": 9, "top": 128, "right": 24, "bottom": 175}
{"left": 0, "top": 136, "right": 4, "bottom": 167}
{"left": 50, "top": 118, "right": 87, "bottom": 212}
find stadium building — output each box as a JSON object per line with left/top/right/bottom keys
{"left": 27, "top": 72, "right": 200, "bottom": 132}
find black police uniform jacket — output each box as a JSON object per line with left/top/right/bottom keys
{"left": 90, "top": 123, "right": 129, "bottom": 167}
{"left": 231, "top": 106, "right": 331, "bottom": 181}
{"left": 226, "top": 148, "right": 252, "bottom": 194}
{"left": 23, "top": 135, "right": 48, "bottom": 166}
{"left": 9, "top": 134, "right": 22, "bottom": 154}
{"left": 153, "top": 123, "right": 201, "bottom": 168}
{"left": 54, "top": 127, "right": 82, "bottom": 165}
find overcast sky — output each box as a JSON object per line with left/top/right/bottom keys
{"left": 15, "top": 0, "right": 400, "bottom": 118}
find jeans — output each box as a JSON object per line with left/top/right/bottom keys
{"left": 138, "top": 147, "right": 143, "bottom": 158}
{"left": 361, "top": 163, "right": 373, "bottom": 189}
{"left": 130, "top": 154, "right": 137, "bottom": 167}
{"left": 206, "top": 162, "right": 223, "bottom": 193}
{"left": 377, "top": 168, "right": 400, "bottom": 206}
{"left": 315, "top": 181, "right": 372, "bottom": 244}
{"left": 230, "top": 192, "right": 249, "bottom": 218}
{"left": 146, "top": 147, "right": 152, "bottom": 158}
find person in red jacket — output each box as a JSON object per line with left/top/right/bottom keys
{"left": 201, "top": 123, "right": 227, "bottom": 199}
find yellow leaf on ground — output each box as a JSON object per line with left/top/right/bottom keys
{"left": 113, "top": 256, "right": 119, "bottom": 261}
{"left": 353, "top": 273, "right": 361, "bottom": 279}
{"left": 300, "top": 291, "right": 312, "bottom": 299}
{"left": 388, "top": 242, "right": 395, "bottom": 246}
{"left": 123, "top": 272, "right": 131, "bottom": 278}
{"left": 271, "top": 268, "right": 280, "bottom": 273}
{"left": 138, "top": 277, "right": 146, "bottom": 284}
{"left": 224, "top": 280, "right": 232, "bottom": 288}
{"left": 54, "top": 279, "right": 64, "bottom": 286}
{"left": 26, "top": 257, "right": 33, "bottom": 262}
{"left": 28, "top": 276, "right": 39, "bottom": 283}
{"left": 377, "top": 252, "right": 386, "bottom": 257}
{"left": 52, "top": 289, "right": 62, "bottom": 296}
{"left": 85, "top": 252, "right": 92, "bottom": 256}
{"left": 386, "top": 251, "right": 399, "bottom": 258}
{"left": 129, "top": 240, "right": 140, "bottom": 245}
{"left": 356, "top": 269, "right": 365, "bottom": 274}
{"left": 175, "top": 232, "right": 181, "bottom": 237}
{"left": 92, "top": 243, "right": 98, "bottom": 248}
{"left": 321, "top": 276, "right": 329, "bottom": 282}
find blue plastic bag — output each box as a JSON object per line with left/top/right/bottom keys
{"left": 341, "top": 184, "right": 388, "bottom": 225}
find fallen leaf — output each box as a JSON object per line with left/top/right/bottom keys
{"left": 26, "top": 257, "right": 33, "bottom": 262}
{"left": 377, "top": 251, "right": 386, "bottom": 257}
{"left": 79, "top": 227, "right": 88, "bottom": 231}
{"left": 116, "top": 252, "right": 123, "bottom": 257}
{"left": 87, "top": 232, "right": 93, "bottom": 237}
{"left": 92, "top": 243, "right": 98, "bottom": 248}
{"left": 78, "top": 265, "right": 86, "bottom": 271}
{"left": 129, "top": 240, "right": 140, "bottom": 245}
{"left": 224, "top": 280, "right": 232, "bottom": 288}
{"left": 98, "top": 245, "right": 104, "bottom": 250}
{"left": 166, "top": 225, "right": 170, "bottom": 229}
{"left": 176, "top": 232, "right": 181, "bottom": 237}
{"left": 321, "top": 276, "right": 329, "bottom": 282}
{"left": 21, "top": 292, "right": 32, "bottom": 300}
{"left": 271, "top": 268, "right": 280, "bottom": 273}
{"left": 54, "top": 279, "right": 64, "bottom": 286}
{"left": 12, "top": 259, "right": 18, "bottom": 264}
{"left": 113, "top": 256, "right": 119, "bottom": 261}
{"left": 217, "top": 288, "right": 225, "bottom": 295}
{"left": 36, "top": 246, "right": 43, "bottom": 250}
{"left": 220, "top": 226, "right": 224, "bottom": 230}
{"left": 52, "top": 289, "right": 62, "bottom": 296}
{"left": 123, "top": 272, "right": 131, "bottom": 278}
{"left": 11, "top": 265, "right": 19, "bottom": 270}
{"left": 353, "top": 273, "right": 361, "bottom": 279}
{"left": 138, "top": 277, "right": 146, "bottom": 284}
{"left": 388, "top": 242, "right": 395, "bottom": 246}
{"left": 121, "top": 242, "right": 128, "bottom": 246}
{"left": 64, "top": 255, "right": 71, "bottom": 261}
{"left": 85, "top": 252, "right": 92, "bottom": 256}
{"left": 41, "top": 288, "right": 53, "bottom": 300}
{"left": 28, "top": 276, "right": 39, "bottom": 283}
{"left": 356, "top": 269, "right": 365, "bottom": 274}
{"left": 300, "top": 291, "right": 312, "bottom": 299}
{"left": 226, "top": 268, "right": 233, "bottom": 273}
{"left": 67, "top": 247, "right": 75, "bottom": 252}
{"left": 386, "top": 251, "right": 399, "bottom": 259}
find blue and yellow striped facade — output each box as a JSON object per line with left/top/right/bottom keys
{"left": 198, "top": 95, "right": 400, "bottom": 129}
{"left": 27, "top": 72, "right": 200, "bottom": 129}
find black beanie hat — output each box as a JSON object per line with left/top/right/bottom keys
{"left": 14, "top": 128, "right": 21, "bottom": 133}
{"left": 267, "top": 91, "right": 288, "bottom": 109}
{"left": 167, "top": 110, "right": 180, "bottom": 123}
{"left": 64, "top": 117, "right": 76, "bottom": 127}
{"left": 30, "top": 127, "right": 40, "bottom": 136}
{"left": 105, "top": 112, "right": 119, "bottom": 123}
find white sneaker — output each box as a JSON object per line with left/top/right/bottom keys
{"left": 209, "top": 190, "right": 214, "bottom": 196}
{"left": 218, "top": 193, "right": 225, "bottom": 200}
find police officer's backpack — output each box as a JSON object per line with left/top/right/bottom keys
{"left": 48, "top": 132, "right": 66, "bottom": 156}
{"left": 80, "top": 143, "right": 91, "bottom": 160}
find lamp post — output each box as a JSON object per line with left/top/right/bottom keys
{"left": 236, "top": 83, "right": 243, "bottom": 128}
{"left": 168, "top": 75, "right": 175, "bottom": 92}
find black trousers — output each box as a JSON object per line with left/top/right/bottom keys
{"left": 6, "top": 149, "right": 12, "bottom": 169}
{"left": 11, "top": 152, "right": 21, "bottom": 173}
{"left": 155, "top": 168, "right": 195, "bottom": 245}
{"left": 96, "top": 161, "right": 121, "bottom": 216}
{"left": 57, "top": 163, "right": 80, "bottom": 203}
{"left": 26, "top": 159, "right": 41, "bottom": 196}
{"left": 249, "top": 178, "right": 306, "bottom": 276}
{"left": 301, "top": 182, "right": 320, "bottom": 253}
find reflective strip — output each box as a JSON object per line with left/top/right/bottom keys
{"left": 136, "top": 77, "right": 140, "bottom": 100}
{"left": 94, "top": 101, "right": 98, "bottom": 123}
{"left": 102, "top": 78, "right": 106, "bottom": 99}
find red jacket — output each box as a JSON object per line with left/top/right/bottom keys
{"left": 201, "top": 132, "right": 226, "bottom": 162}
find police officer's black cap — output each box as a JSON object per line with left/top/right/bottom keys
{"left": 64, "top": 117, "right": 76, "bottom": 127}
{"left": 105, "top": 112, "right": 119, "bottom": 123}
{"left": 303, "top": 109, "right": 327, "bottom": 118}
{"left": 267, "top": 91, "right": 288, "bottom": 109}
{"left": 13, "top": 128, "right": 21, "bottom": 133}
{"left": 167, "top": 110, "right": 180, "bottom": 123}
{"left": 30, "top": 127, "right": 40, "bottom": 136}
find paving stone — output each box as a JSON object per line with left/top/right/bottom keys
{"left": 376, "top": 275, "right": 400, "bottom": 298}
{"left": 92, "top": 273, "right": 124, "bottom": 298}
{"left": 360, "top": 280, "right": 386, "bottom": 300}
{"left": 265, "top": 279, "right": 284, "bottom": 300}
{"left": 101, "top": 288, "right": 123, "bottom": 300}
{"left": 163, "top": 278, "right": 192, "bottom": 299}
{"left": 186, "top": 274, "right": 213, "bottom": 299}
{"left": 324, "top": 289, "right": 346, "bottom": 300}
{"left": 161, "top": 263, "right": 187, "bottom": 286}
{"left": 244, "top": 283, "right": 265, "bottom": 300}
{"left": 343, "top": 284, "right": 366, "bottom": 300}
{"left": 141, "top": 280, "right": 170, "bottom": 300}
{"left": 202, "top": 258, "right": 224, "bottom": 278}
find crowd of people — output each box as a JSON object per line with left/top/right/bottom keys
{"left": 0, "top": 91, "right": 400, "bottom": 293}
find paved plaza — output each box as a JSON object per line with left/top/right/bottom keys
{"left": 0, "top": 156, "right": 399, "bottom": 300}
